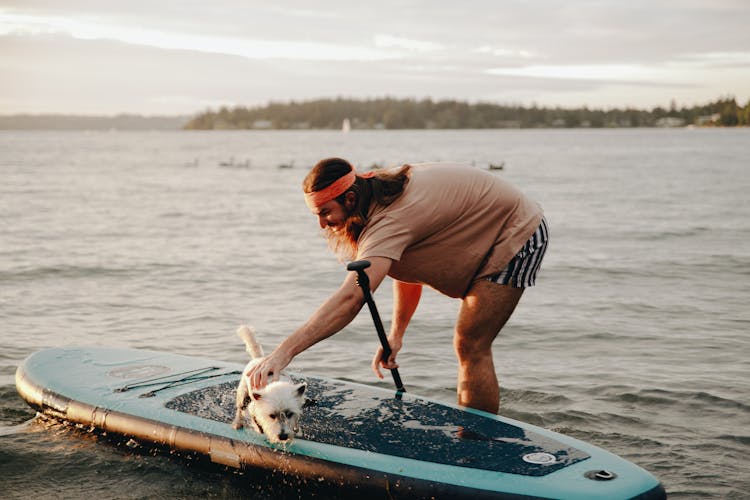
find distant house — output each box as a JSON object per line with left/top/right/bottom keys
{"left": 655, "top": 117, "right": 686, "bottom": 128}
{"left": 252, "top": 119, "right": 273, "bottom": 129}
{"left": 695, "top": 113, "right": 721, "bottom": 126}
{"left": 551, "top": 119, "right": 566, "bottom": 127}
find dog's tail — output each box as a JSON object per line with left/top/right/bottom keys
{"left": 236, "top": 325, "right": 264, "bottom": 359}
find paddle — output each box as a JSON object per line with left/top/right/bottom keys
{"left": 347, "top": 260, "right": 406, "bottom": 393}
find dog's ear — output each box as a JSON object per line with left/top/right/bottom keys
{"left": 295, "top": 383, "right": 307, "bottom": 398}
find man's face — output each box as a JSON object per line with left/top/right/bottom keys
{"left": 312, "top": 191, "right": 359, "bottom": 262}
{"left": 313, "top": 194, "right": 354, "bottom": 232}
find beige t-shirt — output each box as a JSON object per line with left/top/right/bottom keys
{"left": 356, "top": 162, "right": 543, "bottom": 298}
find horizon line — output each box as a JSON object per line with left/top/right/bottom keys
{"left": 2, "top": 93, "right": 748, "bottom": 119}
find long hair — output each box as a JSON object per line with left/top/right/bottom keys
{"left": 303, "top": 158, "right": 410, "bottom": 260}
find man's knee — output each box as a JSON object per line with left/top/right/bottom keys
{"left": 453, "top": 332, "right": 493, "bottom": 364}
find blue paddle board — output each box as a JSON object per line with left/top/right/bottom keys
{"left": 16, "top": 347, "right": 666, "bottom": 499}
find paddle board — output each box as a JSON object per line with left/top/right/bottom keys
{"left": 16, "top": 347, "right": 666, "bottom": 499}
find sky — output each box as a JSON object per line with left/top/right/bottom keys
{"left": 1, "top": 0, "right": 749, "bottom": 115}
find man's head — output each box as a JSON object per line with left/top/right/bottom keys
{"left": 303, "top": 158, "right": 365, "bottom": 261}
{"left": 303, "top": 157, "right": 411, "bottom": 261}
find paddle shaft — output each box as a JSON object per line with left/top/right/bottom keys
{"left": 347, "top": 260, "right": 405, "bottom": 393}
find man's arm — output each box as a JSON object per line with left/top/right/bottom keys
{"left": 247, "top": 257, "right": 393, "bottom": 389}
{"left": 371, "top": 279, "right": 423, "bottom": 378}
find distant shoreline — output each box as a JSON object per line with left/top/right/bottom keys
{"left": 2, "top": 124, "right": 748, "bottom": 132}
{"left": 0, "top": 114, "right": 190, "bottom": 131}
{"left": 1, "top": 96, "right": 748, "bottom": 130}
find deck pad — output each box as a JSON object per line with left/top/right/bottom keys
{"left": 166, "top": 377, "right": 589, "bottom": 476}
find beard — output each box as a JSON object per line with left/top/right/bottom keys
{"left": 321, "top": 212, "right": 366, "bottom": 262}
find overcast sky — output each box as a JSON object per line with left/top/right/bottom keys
{"left": 1, "top": 0, "right": 749, "bottom": 115}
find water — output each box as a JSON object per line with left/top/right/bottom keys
{"left": 1, "top": 129, "right": 748, "bottom": 498}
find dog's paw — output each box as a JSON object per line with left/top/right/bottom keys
{"left": 231, "top": 417, "right": 244, "bottom": 430}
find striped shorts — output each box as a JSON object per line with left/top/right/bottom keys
{"left": 486, "top": 216, "right": 549, "bottom": 288}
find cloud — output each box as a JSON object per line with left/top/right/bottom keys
{"left": 486, "top": 64, "right": 657, "bottom": 82}
{"left": 485, "top": 54, "right": 750, "bottom": 87}
{"left": 473, "top": 45, "right": 537, "bottom": 60}
{"left": 679, "top": 51, "right": 750, "bottom": 67}
{"left": 373, "top": 34, "right": 445, "bottom": 52}
{"left": 0, "top": 11, "right": 396, "bottom": 61}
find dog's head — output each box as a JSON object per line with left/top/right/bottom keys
{"left": 250, "top": 381, "right": 307, "bottom": 443}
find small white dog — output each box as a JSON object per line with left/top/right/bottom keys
{"left": 232, "top": 325, "right": 306, "bottom": 444}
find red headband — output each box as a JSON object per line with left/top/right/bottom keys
{"left": 304, "top": 170, "right": 375, "bottom": 210}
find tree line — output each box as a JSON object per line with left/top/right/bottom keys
{"left": 184, "top": 96, "right": 750, "bottom": 130}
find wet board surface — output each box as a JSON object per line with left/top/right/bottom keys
{"left": 167, "top": 379, "right": 590, "bottom": 476}
{"left": 16, "top": 347, "right": 666, "bottom": 499}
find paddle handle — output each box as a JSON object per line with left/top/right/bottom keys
{"left": 347, "top": 260, "right": 405, "bottom": 393}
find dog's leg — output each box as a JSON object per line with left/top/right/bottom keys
{"left": 233, "top": 326, "right": 263, "bottom": 430}
{"left": 232, "top": 378, "right": 251, "bottom": 429}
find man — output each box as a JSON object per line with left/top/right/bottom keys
{"left": 246, "top": 157, "right": 548, "bottom": 414}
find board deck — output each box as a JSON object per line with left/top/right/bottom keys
{"left": 16, "top": 347, "right": 666, "bottom": 499}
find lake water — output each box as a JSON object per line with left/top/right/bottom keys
{"left": 1, "top": 128, "right": 748, "bottom": 498}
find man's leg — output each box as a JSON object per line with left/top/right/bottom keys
{"left": 454, "top": 280, "right": 524, "bottom": 414}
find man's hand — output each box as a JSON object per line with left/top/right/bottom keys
{"left": 245, "top": 350, "right": 292, "bottom": 389}
{"left": 371, "top": 335, "right": 403, "bottom": 379}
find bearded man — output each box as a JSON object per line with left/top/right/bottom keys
{"left": 246, "top": 157, "right": 548, "bottom": 414}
